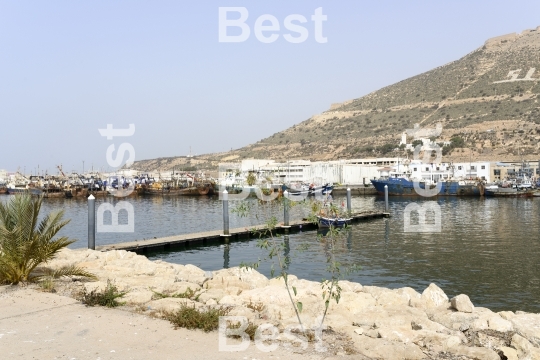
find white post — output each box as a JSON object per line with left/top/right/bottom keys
{"left": 283, "top": 190, "right": 290, "bottom": 227}
{"left": 88, "top": 194, "right": 95, "bottom": 250}
{"left": 222, "top": 190, "right": 229, "bottom": 236}
{"left": 346, "top": 187, "right": 351, "bottom": 214}
{"left": 384, "top": 185, "right": 389, "bottom": 213}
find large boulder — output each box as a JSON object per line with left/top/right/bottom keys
{"left": 421, "top": 283, "right": 449, "bottom": 308}
{"left": 122, "top": 289, "right": 154, "bottom": 304}
{"left": 447, "top": 345, "right": 500, "bottom": 360}
{"left": 507, "top": 313, "right": 540, "bottom": 347}
{"left": 353, "top": 336, "right": 426, "bottom": 360}
{"left": 212, "top": 267, "right": 269, "bottom": 290}
{"left": 450, "top": 294, "right": 474, "bottom": 313}
{"left": 511, "top": 334, "right": 540, "bottom": 360}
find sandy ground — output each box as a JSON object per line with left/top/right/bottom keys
{"left": 0, "top": 286, "right": 346, "bottom": 360}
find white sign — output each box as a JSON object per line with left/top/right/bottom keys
{"left": 494, "top": 68, "right": 536, "bottom": 83}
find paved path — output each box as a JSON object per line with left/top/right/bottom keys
{"left": 0, "top": 286, "right": 341, "bottom": 360}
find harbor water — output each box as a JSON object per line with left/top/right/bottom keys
{"left": 3, "top": 194, "right": 539, "bottom": 312}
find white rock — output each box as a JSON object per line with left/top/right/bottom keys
{"left": 331, "top": 292, "right": 376, "bottom": 315}
{"left": 448, "top": 345, "right": 500, "bottom": 360}
{"left": 421, "top": 283, "right": 449, "bottom": 308}
{"left": 205, "top": 299, "right": 217, "bottom": 306}
{"left": 376, "top": 290, "right": 410, "bottom": 308}
{"left": 508, "top": 313, "right": 540, "bottom": 347}
{"left": 354, "top": 328, "right": 363, "bottom": 335}
{"left": 353, "top": 337, "right": 426, "bottom": 360}
{"left": 498, "top": 310, "right": 514, "bottom": 320}
{"left": 450, "top": 294, "right": 474, "bottom": 313}
{"left": 196, "top": 289, "right": 226, "bottom": 303}
{"left": 498, "top": 346, "right": 518, "bottom": 360}
{"left": 122, "top": 290, "right": 153, "bottom": 304}
{"left": 511, "top": 334, "right": 540, "bottom": 360}
{"left": 487, "top": 316, "right": 513, "bottom": 332}
{"left": 444, "top": 335, "right": 462, "bottom": 350}
{"left": 218, "top": 295, "right": 240, "bottom": 305}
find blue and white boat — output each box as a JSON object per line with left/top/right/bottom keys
{"left": 316, "top": 215, "right": 351, "bottom": 228}
{"left": 371, "top": 162, "right": 484, "bottom": 197}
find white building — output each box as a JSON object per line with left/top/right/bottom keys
{"left": 0, "top": 169, "right": 7, "bottom": 182}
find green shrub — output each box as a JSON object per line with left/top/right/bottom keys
{"left": 79, "top": 280, "right": 127, "bottom": 308}
{"left": 163, "top": 304, "right": 231, "bottom": 332}
{"left": 151, "top": 287, "right": 196, "bottom": 300}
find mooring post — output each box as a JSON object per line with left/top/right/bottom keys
{"left": 346, "top": 187, "right": 351, "bottom": 214}
{"left": 283, "top": 190, "right": 290, "bottom": 227}
{"left": 384, "top": 185, "right": 389, "bottom": 213}
{"left": 88, "top": 194, "right": 95, "bottom": 250}
{"left": 222, "top": 190, "right": 230, "bottom": 236}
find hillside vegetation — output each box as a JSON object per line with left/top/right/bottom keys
{"left": 132, "top": 27, "right": 540, "bottom": 172}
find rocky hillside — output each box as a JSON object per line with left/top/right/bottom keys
{"left": 132, "top": 27, "right": 540, "bottom": 171}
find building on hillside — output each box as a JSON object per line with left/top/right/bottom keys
{"left": 490, "top": 161, "right": 540, "bottom": 181}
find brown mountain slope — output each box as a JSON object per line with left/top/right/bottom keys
{"left": 132, "top": 27, "right": 540, "bottom": 172}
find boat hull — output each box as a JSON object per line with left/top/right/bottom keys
{"left": 484, "top": 188, "right": 534, "bottom": 197}
{"left": 371, "top": 178, "right": 483, "bottom": 197}
{"left": 317, "top": 216, "right": 351, "bottom": 228}
{"left": 7, "top": 187, "right": 42, "bottom": 196}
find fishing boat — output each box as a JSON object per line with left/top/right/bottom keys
{"left": 41, "top": 184, "right": 66, "bottom": 198}
{"left": 371, "top": 161, "right": 485, "bottom": 197}
{"left": 197, "top": 182, "right": 215, "bottom": 195}
{"left": 484, "top": 187, "right": 534, "bottom": 197}
{"left": 371, "top": 177, "right": 484, "bottom": 196}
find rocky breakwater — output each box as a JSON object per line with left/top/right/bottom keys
{"left": 48, "top": 248, "right": 540, "bottom": 360}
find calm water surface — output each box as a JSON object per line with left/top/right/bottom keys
{"left": 3, "top": 194, "right": 539, "bottom": 312}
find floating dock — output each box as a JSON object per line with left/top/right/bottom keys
{"left": 97, "top": 211, "right": 389, "bottom": 254}
{"left": 332, "top": 185, "right": 378, "bottom": 196}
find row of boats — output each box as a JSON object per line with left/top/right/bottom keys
{"left": 371, "top": 168, "right": 540, "bottom": 198}
{"left": 0, "top": 173, "right": 217, "bottom": 198}
{"left": 0, "top": 171, "right": 338, "bottom": 200}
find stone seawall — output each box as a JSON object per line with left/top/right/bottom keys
{"left": 47, "top": 248, "right": 540, "bottom": 360}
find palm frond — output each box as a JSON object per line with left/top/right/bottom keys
{"left": 0, "top": 193, "right": 92, "bottom": 284}
{"left": 30, "top": 265, "right": 98, "bottom": 282}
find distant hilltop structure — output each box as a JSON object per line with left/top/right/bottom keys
{"left": 484, "top": 26, "right": 540, "bottom": 49}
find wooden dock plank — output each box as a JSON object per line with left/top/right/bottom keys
{"left": 97, "top": 211, "right": 388, "bottom": 253}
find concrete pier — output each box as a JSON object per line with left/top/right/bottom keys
{"left": 97, "top": 211, "right": 389, "bottom": 254}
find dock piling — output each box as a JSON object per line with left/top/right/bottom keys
{"left": 88, "top": 194, "right": 95, "bottom": 250}
{"left": 346, "top": 188, "right": 351, "bottom": 213}
{"left": 384, "top": 185, "right": 389, "bottom": 213}
{"left": 283, "top": 191, "right": 290, "bottom": 227}
{"left": 222, "top": 190, "right": 230, "bottom": 236}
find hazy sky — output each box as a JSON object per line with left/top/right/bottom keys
{"left": 1, "top": 1, "right": 540, "bottom": 175}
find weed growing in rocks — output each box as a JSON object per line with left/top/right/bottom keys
{"left": 163, "top": 304, "right": 231, "bottom": 332}
{"left": 79, "top": 280, "right": 128, "bottom": 308}
{"left": 150, "top": 287, "right": 196, "bottom": 300}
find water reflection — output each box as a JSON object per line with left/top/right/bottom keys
{"left": 223, "top": 243, "right": 230, "bottom": 269}
{"left": 283, "top": 234, "right": 291, "bottom": 271}
{"left": 148, "top": 196, "right": 540, "bottom": 313}
{"left": 3, "top": 194, "right": 539, "bottom": 312}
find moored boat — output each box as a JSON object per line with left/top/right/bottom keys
{"left": 316, "top": 215, "right": 351, "bottom": 228}
{"left": 371, "top": 177, "right": 484, "bottom": 196}
{"left": 484, "top": 187, "right": 534, "bottom": 197}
